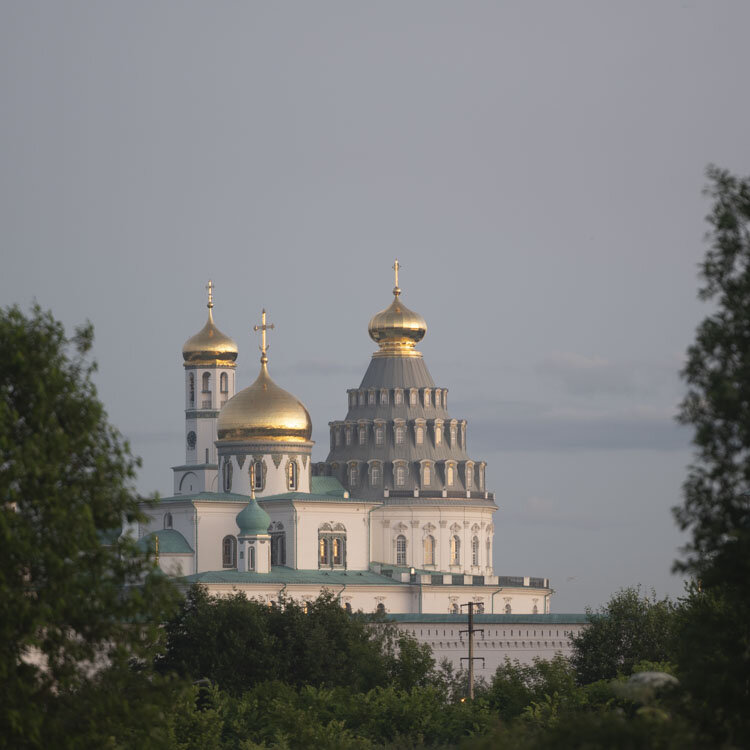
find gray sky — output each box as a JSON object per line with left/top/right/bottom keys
{"left": 3, "top": 1, "right": 749, "bottom": 612}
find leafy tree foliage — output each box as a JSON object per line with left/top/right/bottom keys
{"left": 157, "top": 585, "right": 435, "bottom": 695}
{"left": 569, "top": 587, "right": 676, "bottom": 684}
{"left": 0, "top": 305, "right": 182, "bottom": 749}
{"left": 677, "top": 165, "right": 750, "bottom": 585}
{"left": 674, "top": 166, "right": 750, "bottom": 745}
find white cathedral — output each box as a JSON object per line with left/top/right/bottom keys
{"left": 137, "top": 265, "right": 561, "bottom": 627}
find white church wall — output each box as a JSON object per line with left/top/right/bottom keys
{"left": 370, "top": 506, "right": 495, "bottom": 574}
{"left": 291, "top": 503, "right": 372, "bottom": 570}
{"left": 393, "top": 620, "right": 586, "bottom": 673}
{"left": 194, "top": 503, "right": 248, "bottom": 573}
{"left": 158, "top": 553, "right": 194, "bottom": 577}
{"left": 216, "top": 449, "right": 312, "bottom": 497}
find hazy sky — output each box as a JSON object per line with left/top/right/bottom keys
{"left": 3, "top": 2, "right": 749, "bottom": 612}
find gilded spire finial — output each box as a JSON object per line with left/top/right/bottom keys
{"left": 253, "top": 309, "right": 275, "bottom": 365}
{"left": 250, "top": 463, "right": 256, "bottom": 500}
{"left": 392, "top": 259, "right": 401, "bottom": 297}
{"left": 206, "top": 280, "right": 215, "bottom": 309}
{"left": 154, "top": 534, "right": 159, "bottom": 565}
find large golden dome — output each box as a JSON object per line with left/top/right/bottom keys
{"left": 368, "top": 260, "right": 426, "bottom": 358}
{"left": 182, "top": 282, "right": 238, "bottom": 365}
{"left": 217, "top": 310, "right": 312, "bottom": 443}
{"left": 217, "top": 361, "right": 312, "bottom": 443}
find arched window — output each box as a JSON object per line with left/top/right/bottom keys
{"left": 395, "top": 426, "right": 405, "bottom": 444}
{"left": 252, "top": 460, "right": 264, "bottom": 491}
{"left": 423, "top": 389, "right": 431, "bottom": 406}
{"left": 164, "top": 512, "right": 173, "bottom": 529}
{"left": 450, "top": 424, "right": 457, "bottom": 445}
{"left": 319, "top": 536, "right": 330, "bottom": 566}
{"left": 505, "top": 603, "right": 512, "bottom": 615}
{"left": 345, "top": 427, "right": 352, "bottom": 445}
{"left": 249, "top": 544, "right": 256, "bottom": 571}
{"left": 222, "top": 535, "right": 237, "bottom": 568}
{"left": 472, "top": 536, "right": 479, "bottom": 566}
{"left": 348, "top": 463, "right": 358, "bottom": 487}
{"left": 424, "top": 535, "right": 435, "bottom": 566}
{"left": 318, "top": 523, "right": 346, "bottom": 568}
{"left": 288, "top": 460, "right": 298, "bottom": 490}
{"left": 370, "top": 463, "right": 381, "bottom": 487}
{"left": 410, "top": 390, "right": 418, "bottom": 406}
{"left": 486, "top": 538, "right": 491, "bottom": 565}
{"left": 435, "top": 390, "right": 441, "bottom": 407}
{"left": 416, "top": 426, "right": 424, "bottom": 444}
{"left": 435, "top": 425, "right": 442, "bottom": 445}
{"left": 466, "top": 465, "right": 473, "bottom": 489}
{"left": 396, "top": 535, "right": 407, "bottom": 566}
{"left": 450, "top": 602, "right": 459, "bottom": 614}
{"left": 345, "top": 602, "right": 352, "bottom": 613}
{"left": 479, "top": 464, "right": 485, "bottom": 490}
{"left": 450, "top": 535, "right": 461, "bottom": 565}
{"left": 380, "top": 389, "right": 388, "bottom": 405}
{"left": 446, "top": 464, "right": 454, "bottom": 486}
{"left": 188, "top": 373, "right": 195, "bottom": 406}
{"left": 368, "top": 390, "right": 376, "bottom": 405}
{"left": 359, "top": 425, "right": 367, "bottom": 445}
{"left": 202, "top": 372, "right": 211, "bottom": 392}
{"left": 395, "top": 464, "right": 406, "bottom": 486}
{"left": 375, "top": 426, "right": 384, "bottom": 445}
{"left": 223, "top": 460, "right": 233, "bottom": 492}
{"left": 220, "top": 372, "right": 228, "bottom": 393}
{"left": 423, "top": 463, "right": 431, "bottom": 485}
{"left": 394, "top": 389, "right": 403, "bottom": 405}
{"left": 271, "top": 525, "right": 286, "bottom": 566}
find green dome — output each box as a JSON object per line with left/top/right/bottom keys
{"left": 236, "top": 498, "right": 271, "bottom": 536}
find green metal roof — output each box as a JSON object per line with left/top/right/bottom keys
{"left": 384, "top": 613, "right": 589, "bottom": 624}
{"left": 137, "top": 529, "right": 194, "bottom": 554}
{"left": 310, "top": 476, "right": 348, "bottom": 496}
{"left": 260, "top": 492, "right": 381, "bottom": 504}
{"left": 156, "top": 492, "right": 250, "bottom": 504}
{"left": 181, "top": 566, "right": 408, "bottom": 586}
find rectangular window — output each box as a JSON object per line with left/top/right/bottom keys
{"left": 371, "top": 464, "right": 381, "bottom": 486}
{"left": 416, "top": 426, "right": 424, "bottom": 444}
{"left": 466, "top": 466, "right": 473, "bottom": 488}
{"left": 359, "top": 427, "right": 367, "bottom": 445}
{"left": 435, "top": 426, "right": 442, "bottom": 445}
{"left": 375, "top": 427, "right": 384, "bottom": 445}
{"left": 394, "top": 390, "right": 403, "bottom": 405}
{"left": 368, "top": 391, "right": 376, "bottom": 405}
{"left": 423, "top": 464, "right": 431, "bottom": 485}
{"left": 424, "top": 390, "right": 431, "bottom": 406}
{"left": 410, "top": 390, "right": 418, "bottom": 406}
{"left": 395, "top": 426, "right": 405, "bottom": 444}
{"left": 446, "top": 464, "right": 454, "bottom": 486}
{"left": 345, "top": 428, "right": 352, "bottom": 446}
{"left": 380, "top": 390, "right": 388, "bottom": 405}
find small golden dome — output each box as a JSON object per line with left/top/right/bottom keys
{"left": 368, "top": 260, "right": 426, "bottom": 358}
{"left": 182, "top": 282, "right": 238, "bottom": 365}
{"left": 217, "top": 361, "right": 312, "bottom": 443}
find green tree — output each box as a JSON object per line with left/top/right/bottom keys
{"left": 158, "top": 586, "right": 435, "bottom": 695}
{"left": 674, "top": 166, "right": 750, "bottom": 745}
{"left": 0, "top": 305, "right": 182, "bottom": 749}
{"left": 569, "top": 587, "right": 676, "bottom": 685}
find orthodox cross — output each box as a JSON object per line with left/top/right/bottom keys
{"left": 393, "top": 259, "right": 402, "bottom": 295}
{"left": 206, "top": 279, "right": 214, "bottom": 309}
{"left": 253, "top": 309, "right": 275, "bottom": 363}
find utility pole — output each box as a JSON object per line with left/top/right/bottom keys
{"left": 459, "top": 602, "right": 485, "bottom": 700}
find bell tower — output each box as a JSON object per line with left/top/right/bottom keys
{"left": 174, "top": 280, "right": 238, "bottom": 495}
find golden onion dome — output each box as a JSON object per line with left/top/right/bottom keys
{"left": 182, "top": 282, "right": 238, "bottom": 365}
{"left": 368, "top": 259, "right": 426, "bottom": 358}
{"left": 217, "top": 310, "right": 312, "bottom": 443}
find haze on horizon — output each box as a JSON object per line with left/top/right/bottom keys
{"left": 2, "top": 1, "right": 749, "bottom": 612}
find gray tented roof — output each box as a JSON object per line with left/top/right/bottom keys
{"left": 359, "top": 355, "right": 435, "bottom": 389}
{"left": 321, "top": 354, "right": 486, "bottom": 502}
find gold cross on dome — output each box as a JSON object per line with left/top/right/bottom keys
{"left": 253, "top": 309, "right": 275, "bottom": 360}
{"left": 206, "top": 279, "right": 214, "bottom": 308}
{"left": 392, "top": 259, "right": 401, "bottom": 288}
